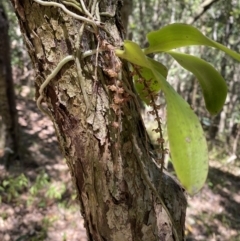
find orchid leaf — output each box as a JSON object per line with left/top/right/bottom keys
{"left": 133, "top": 58, "right": 168, "bottom": 103}
{"left": 115, "top": 40, "right": 150, "bottom": 68}
{"left": 144, "top": 23, "right": 240, "bottom": 62}
{"left": 116, "top": 41, "right": 168, "bottom": 103}
{"left": 133, "top": 66, "right": 161, "bottom": 104}
{"left": 167, "top": 51, "right": 227, "bottom": 114}
{"left": 115, "top": 36, "right": 220, "bottom": 195}
{"left": 150, "top": 67, "right": 208, "bottom": 195}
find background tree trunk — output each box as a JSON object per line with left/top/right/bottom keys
{"left": 0, "top": 3, "right": 19, "bottom": 167}
{"left": 121, "top": 0, "right": 133, "bottom": 36}
{"left": 10, "top": 0, "right": 187, "bottom": 240}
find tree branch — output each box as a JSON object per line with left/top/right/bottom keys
{"left": 187, "top": 0, "right": 221, "bottom": 24}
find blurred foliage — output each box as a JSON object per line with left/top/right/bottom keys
{"left": 3, "top": 2, "right": 24, "bottom": 66}
{"left": 0, "top": 171, "right": 70, "bottom": 206}
{"left": 0, "top": 170, "right": 78, "bottom": 240}
{"left": 2, "top": 1, "right": 34, "bottom": 98}
{"left": 0, "top": 173, "right": 28, "bottom": 203}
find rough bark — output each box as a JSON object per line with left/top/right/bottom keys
{"left": 10, "top": 0, "right": 187, "bottom": 240}
{"left": 0, "top": 3, "right": 19, "bottom": 167}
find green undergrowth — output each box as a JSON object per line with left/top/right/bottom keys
{"left": 1, "top": 172, "right": 61, "bottom": 204}
{"left": 0, "top": 171, "right": 77, "bottom": 207}
{"left": 0, "top": 171, "right": 78, "bottom": 240}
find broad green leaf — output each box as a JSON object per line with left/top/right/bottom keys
{"left": 116, "top": 40, "right": 209, "bottom": 194}
{"left": 148, "top": 58, "right": 168, "bottom": 79}
{"left": 167, "top": 51, "right": 227, "bottom": 114}
{"left": 115, "top": 40, "right": 150, "bottom": 68}
{"left": 133, "top": 58, "right": 168, "bottom": 103}
{"left": 133, "top": 67, "right": 161, "bottom": 104}
{"left": 115, "top": 41, "right": 168, "bottom": 103}
{"left": 150, "top": 67, "right": 208, "bottom": 195}
{"left": 144, "top": 23, "right": 240, "bottom": 62}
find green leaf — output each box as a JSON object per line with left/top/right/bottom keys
{"left": 147, "top": 58, "right": 168, "bottom": 79}
{"left": 133, "top": 59, "right": 168, "bottom": 103}
{"left": 116, "top": 40, "right": 209, "bottom": 194}
{"left": 133, "top": 67, "right": 160, "bottom": 104}
{"left": 115, "top": 41, "right": 168, "bottom": 103}
{"left": 150, "top": 67, "right": 208, "bottom": 195}
{"left": 115, "top": 40, "right": 150, "bottom": 68}
{"left": 167, "top": 51, "right": 227, "bottom": 114}
{"left": 144, "top": 23, "right": 240, "bottom": 62}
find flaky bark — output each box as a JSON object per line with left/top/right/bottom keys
{"left": 0, "top": 3, "right": 19, "bottom": 167}
{"left": 10, "top": 0, "right": 187, "bottom": 240}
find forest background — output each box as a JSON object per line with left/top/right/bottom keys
{"left": 0, "top": 0, "right": 240, "bottom": 240}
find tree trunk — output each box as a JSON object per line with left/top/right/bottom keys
{"left": 121, "top": 0, "right": 133, "bottom": 36}
{"left": 0, "top": 3, "right": 19, "bottom": 167}
{"left": 10, "top": 0, "right": 187, "bottom": 240}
